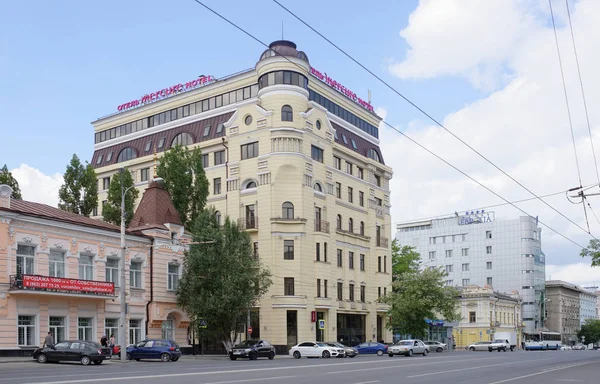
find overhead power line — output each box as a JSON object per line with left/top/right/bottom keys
{"left": 189, "top": 0, "right": 588, "bottom": 249}
{"left": 272, "top": 0, "right": 596, "bottom": 240}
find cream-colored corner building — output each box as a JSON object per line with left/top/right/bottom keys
{"left": 90, "top": 40, "right": 393, "bottom": 349}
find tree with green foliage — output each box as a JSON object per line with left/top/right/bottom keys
{"left": 383, "top": 267, "right": 460, "bottom": 339}
{"left": 156, "top": 145, "right": 209, "bottom": 227}
{"left": 391, "top": 239, "right": 421, "bottom": 281}
{"left": 577, "top": 319, "right": 600, "bottom": 344}
{"left": 0, "top": 165, "right": 22, "bottom": 199}
{"left": 177, "top": 208, "right": 272, "bottom": 350}
{"left": 58, "top": 154, "right": 98, "bottom": 216}
{"left": 580, "top": 239, "right": 600, "bottom": 267}
{"left": 102, "top": 169, "right": 139, "bottom": 226}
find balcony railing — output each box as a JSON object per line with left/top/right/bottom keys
{"left": 238, "top": 216, "right": 258, "bottom": 230}
{"left": 10, "top": 274, "right": 115, "bottom": 296}
{"left": 376, "top": 236, "right": 389, "bottom": 248}
{"left": 315, "top": 220, "right": 330, "bottom": 233}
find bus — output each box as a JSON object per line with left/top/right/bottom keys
{"left": 523, "top": 332, "right": 561, "bottom": 350}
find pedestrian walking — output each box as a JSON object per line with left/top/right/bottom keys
{"left": 101, "top": 334, "right": 108, "bottom": 347}
{"left": 43, "top": 331, "right": 54, "bottom": 348}
{"left": 109, "top": 334, "right": 116, "bottom": 348}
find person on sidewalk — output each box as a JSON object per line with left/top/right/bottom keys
{"left": 101, "top": 334, "right": 108, "bottom": 347}
{"left": 43, "top": 331, "right": 54, "bottom": 348}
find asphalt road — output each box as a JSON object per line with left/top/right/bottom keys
{"left": 0, "top": 350, "right": 598, "bottom": 384}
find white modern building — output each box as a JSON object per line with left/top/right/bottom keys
{"left": 580, "top": 289, "right": 598, "bottom": 326}
{"left": 396, "top": 212, "right": 545, "bottom": 333}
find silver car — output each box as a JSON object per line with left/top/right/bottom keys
{"left": 424, "top": 341, "right": 447, "bottom": 353}
{"left": 388, "top": 339, "right": 429, "bottom": 357}
{"left": 467, "top": 341, "right": 492, "bottom": 351}
{"left": 326, "top": 342, "right": 358, "bottom": 358}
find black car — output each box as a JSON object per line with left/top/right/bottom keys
{"left": 229, "top": 339, "right": 276, "bottom": 360}
{"left": 33, "top": 340, "right": 112, "bottom": 365}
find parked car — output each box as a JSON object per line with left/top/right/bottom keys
{"left": 126, "top": 339, "right": 181, "bottom": 362}
{"left": 289, "top": 342, "right": 344, "bottom": 358}
{"left": 424, "top": 341, "right": 446, "bottom": 353}
{"left": 355, "top": 342, "right": 388, "bottom": 356}
{"left": 488, "top": 339, "right": 513, "bottom": 352}
{"left": 560, "top": 345, "right": 572, "bottom": 350}
{"left": 467, "top": 341, "right": 492, "bottom": 351}
{"left": 388, "top": 339, "right": 429, "bottom": 357}
{"left": 325, "top": 342, "right": 358, "bottom": 358}
{"left": 33, "top": 340, "right": 112, "bottom": 365}
{"left": 572, "top": 344, "right": 587, "bottom": 350}
{"left": 229, "top": 339, "right": 276, "bottom": 360}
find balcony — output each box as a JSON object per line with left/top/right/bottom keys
{"left": 314, "top": 220, "right": 330, "bottom": 233}
{"left": 9, "top": 274, "right": 115, "bottom": 298}
{"left": 270, "top": 217, "right": 307, "bottom": 224}
{"left": 376, "top": 236, "right": 389, "bottom": 248}
{"left": 336, "top": 228, "right": 371, "bottom": 241}
{"left": 238, "top": 216, "right": 258, "bottom": 231}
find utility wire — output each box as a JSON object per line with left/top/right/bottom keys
{"left": 548, "top": 0, "right": 583, "bottom": 189}
{"left": 190, "top": 0, "right": 588, "bottom": 249}
{"left": 564, "top": 0, "right": 599, "bottom": 190}
{"left": 586, "top": 199, "right": 600, "bottom": 227}
{"left": 272, "top": 0, "right": 595, "bottom": 241}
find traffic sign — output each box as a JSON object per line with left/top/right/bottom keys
{"left": 248, "top": 326, "right": 253, "bottom": 334}
{"left": 318, "top": 320, "right": 325, "bottom": 330}
{"left": 199, "top": 319, "right": 207, "bottom": 329}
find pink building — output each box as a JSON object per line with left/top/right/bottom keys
{"left": 0, "top": 181, "right": 190, "bottom": 357}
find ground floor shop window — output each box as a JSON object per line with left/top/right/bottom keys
{"left": 78, "top": 317, "right": 93, "bottom": 341}
{"left": 129, "top": 319, "right": 143, "bottom": 345}
{"left": 105, "top": 318, "right": 119, "bottom": 343}
{"left": 286, "top": 310, "right": 297, "bottom": 348}
{"left": 18, "top": 315, "right": 36, "bottom": 346}
{"left": 337, "top": 314, "right": 365, "bottom": 346}
{"left": 49, "top": 316, "right": 66, "bottom": 344}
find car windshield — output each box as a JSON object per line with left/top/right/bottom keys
{"left": 395, "top": 341, "right": 413, "bottom": 346}
{"left": 235, "top": 340, "right": 260, "bottom": 347}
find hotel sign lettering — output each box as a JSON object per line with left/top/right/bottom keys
{"left": 21, "top": 275, "right": 115, "bottom": 295}
{"left": 458, "top": 210, "right": 493, "bottom": 226}
{"left": 117, "top": 75, "right": 215, "bottom": 112}
{"left": 309, "top": 67, "right": 375, "bottom": 112}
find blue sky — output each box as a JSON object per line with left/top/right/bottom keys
{"left": 0, "top": 0, "right": 480, "bottom": 174}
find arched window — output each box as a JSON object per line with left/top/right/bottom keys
{"left": 117, "top": 147, "right": 137, "bottom": 163}
{"left": 171, "top": 132, "right": 194, "bottom": 147}
{"left": 360, "top": 221, "right": 365, "bottom": 236}
{"left": 348, "top": 218, "right": 354, "bottom": 233}
{"left": 281, "top": 105, "right": 293, "bottom": 122}
{"left": 282, "top": 202, "right": 294, "bottom": 219}
{"left": 215, "top": 211, "right": 222, "bottom": 226}
{"left": 245, "top": 181, "right": 257, "bottom": 189}
{"left": 337, "top": 214, "right": 342, "bottom": 230}
{"left": 368, "top": 148, "right": 381, "bottom": 163}
{"left": 313, "top": 182, "right": 323, "bottom": 192}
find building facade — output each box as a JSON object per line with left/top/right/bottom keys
{"left": 0, "top": 182, "right": 191, "bottom": 356}
{"left": 396, "top": 213, "right": 544, "bottom": 333}
{"left": 90, "top": 40, "right": 393, "bottom": 349}
{"left": 453, "top": 285, "right": 522, "bottom": 348}
{"left": 579, "top": 289, "right": 598, "bottom": 326}
{"left": 545, "top": 280, "right": 585, "bottom": 346}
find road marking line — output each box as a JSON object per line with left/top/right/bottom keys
{"left": 352, "top": 381, "right": 380, "bottom": 384}
{"left": 487, "top": 361, "right": 599, "bottom": 384}
{"left": 406, "top": 358, "right": 552, "bottom": 378}
{"left": 203, "top": 376, "right": 296, "bottom": 384}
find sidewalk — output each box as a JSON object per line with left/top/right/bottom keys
{"left": 0, "top": 354, "right": 235, "bottom": 364}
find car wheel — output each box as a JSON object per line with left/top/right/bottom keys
{"left": 126, "top": 353, "right": 132, "bottom": 361}
{"left": 36, "top": 353, "right": 47, "bottom": 364}
{"left": 93, "top": 360, "right": 103, "bottom": 365}
{"left": 407, "top": 350, "right": 413, "bottom": 357}
{"left": 160, "top": 353, "right": 171, "bottom": 362}
{"left": 249, "top": 352, "right": 258, "bottom": 360}
{"left": 135, "top": 359, "right": 141, "bottom": 361}
{"left": 376, "top": 350, "right": 384, "bottom": 356}
{"left": 230, "top": 356, "right": 237, "bottom": 361}
{"left": 171, "top": 357, "right": 179, "bottom": 362}
{"left": 436, "top": 347, "right": 443, "bottom": 353}
{"left": 423, "top": 349, "right": 428, "bottom": 356}
{"left": 268, "top": 352, "right": 275, "bottom": 360}
{"left": 80, "top": 356, "right": 91, "bottom": 366}
{"left": 322, "top": 350, "right": 331, "bottom": 358}
{"left": 469, "top": 347, "right": 475, "bottom": 351}
{"left": 349, "top": 355, "right": 355, "bottom": 358}
{"left": 388, "top": 353, "right": 394, "bottom": 357}
{"left": 293, "top": 351, "right": 301, "bottom": 359}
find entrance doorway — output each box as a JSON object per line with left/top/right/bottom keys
{"left": 337, "top": 314, "right": 366, "bottom": 346}
{"left": 377, "top": 315, "right": 383, "bottom": 343}
{"left": 162, "top": 313, "right": 174, "bottom": 340}
{"left": 286, "top": 310, "right": 297, "bottom": 348}
{"left": 250, "top": 310, "right": 260, "bottom": 340}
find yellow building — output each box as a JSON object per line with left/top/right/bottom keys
{"left": 90, "top": 40, "right": 393, "bottom": 350}
{"left": 453, "top": 286, "right": 523, "bottom": 349}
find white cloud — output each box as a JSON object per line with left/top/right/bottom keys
{"left": 10, "top": 164, "right": 62, "bottom": 208}
{"left": 546, "top": 263, "right": 600, "bottom": 288}
{"left": 383, "top": 0, "right": 600, "bottom": 269}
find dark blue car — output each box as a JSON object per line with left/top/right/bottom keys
{"left": 126, "top": 339, "right": 181, "bottom": 362}
{"left": 355, "top": 342, "right": 388, "bottom": 356}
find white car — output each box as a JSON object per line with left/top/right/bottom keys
{"left": 388, "top": 339, "right": 429, "bottom": 357}
{"left": 289, "top": 341, "right": 345, "bottom": 359}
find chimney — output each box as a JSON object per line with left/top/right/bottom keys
{"left": 0, "top": 184, "right": 13, "bottom": 209}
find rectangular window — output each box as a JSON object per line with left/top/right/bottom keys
{"left": 324, "top": 279, "right": 328, "bottom": 298}
{"left": 253, "top": 242, "right": 259, "bottom": 260}
{"left": 445, "top": 280, "right": 454, "bottom": 287}
{"left": 429, "top": 251, "right": 436, "bottom": 260}
{"left": 445, "top": 250, "right": 453, "bottom": 258}
{"left": 213, "top": 178, "right": 221, "bottom": 195}
{"left": 357, "top": 167, "right": 363, "bottom": 179}
{"left": 334, "top": 156, "right": 341, "bottom": 170}
{"left": 349, "top": 252, "right": 354, "bottom": 269}
{"left": 375, "top": 197, "right": 382, "bottom": 206}
{"left": 374, "top": 175, "right": 381, "bottom": 187}
{"left": 349, "top": 284, "right": 355, "bottom": 301}
{"left": 241, "top": 142, "right": 259, "bottom": 160}
{"left": 202, "top": 154, "right": 209, "bottom": 168}
{"left": 284, "top": 277, "right": 295, "bottom": 296}
{"left": 462, "top": 278, "right": 470, "bottom": 287}
{"left": 360, "top": 254, "right": 365, "bottom": 271}
{"left": 337, "top": 249, "right": 342, "bottom": 267}
{"left": 337, "top": 282, "right": 343, "bottom": 300}
{"left": 461, "top": 234, "right": 466, "bottom": 241}
{"left": 78, "top": 317, "right": 93, "bottom": 341}
{"left": 49, "top": 316, "right": 65, "bottom": 344}
{"left": 49, "top": 250, "right": 65, "bottom": 278}
{"left": 348, "top": 187, "right": 353, "bottom": 203}
{"left": 359, "top": 191, "right": 364, "bottom": 207}
{"left": 103, "top": 177, "right": 110, "bottom": 190}
{"left": 384, "top": 287, "right": 387, "bottom": 296}
{"left": 284, "top": 240, "right": 294, "bottom": 260}
{"left": 311, "top": 145, "right": 324, "bottom": 163}
{"left": 335, "top": 182, "right": 341, "bottom": 198}
{"left": 461, "top": 248, "right": 468, "bottom": 256}
{"left": 140, "top": 168, "right": 149, "bottom": 182}
{"left": 317, "top": 279, "right": 321, "bottom": 297}
{"left": 486, "top": 231, "right": 492, "bottom": 239}
{"left": 316, "top": 243, "right": 321, "bottom": 261}
{"left": 430, "top": 237, "right": 436, "bottom": 245}
{"left": 129, "top": 319, "right": 142, "bottom": 345}
{"left": 214, "top": 150, "right": 225, "bottom": 165}
{"left": 105, "top": 258, "right": 119, "bottom": 286}
{"left": 18, "top": 315, "right": 36, "bottom": 346}
{"left": 462, "top": 263, "right": 470, "bottom": 272}
{"left": 168, "top": 264, "right": 180, "bottom": 291}
{"left": 378, "top": 256, "right": 382, "bottom": 272}
{"left": 79, "top": 255, "right": 94, "bottom": 280}
{"left": 469, "top": 312, "right": 476, "bottom": 323}
{"left": 486, "top": 246, "right": 492, "bottom": 254}
{"left": 323, "top": 242, "right": 327, "bottom": 263}
{"left": 130, "top": 261, "right": 142, "bottom": 289}
{"left": 487, "top": 277, "right": 493, "bottom": 286}
{"left": 486, "top": 261, "right": 493, "bottom": 270}
{"left": 378, "top": 287, "right": 381, "bottom": 298}
{"left": 346, "top": 162, "right": 353, "bottom": 175}
{"left": 105, "top": 318, "right": 119, "bottom": 344}
{"left": 360, "top": 285, "right": 365, "bottom": 302}
{"left": 446, "top": 265, "right": 454, "bottom": 273}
